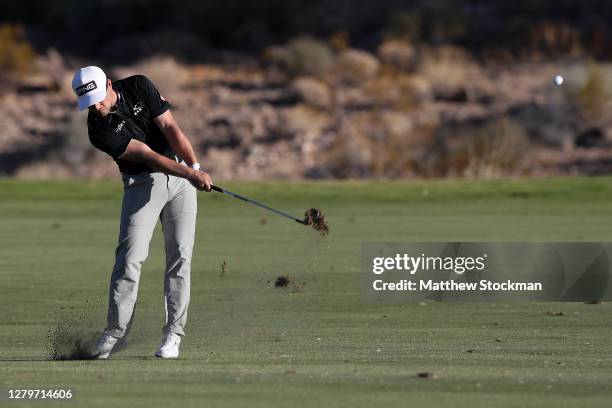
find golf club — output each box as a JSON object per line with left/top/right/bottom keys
{"left": 211, "top": 184, "right": 316, "bottom": 225}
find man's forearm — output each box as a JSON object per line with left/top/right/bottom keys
{"left": 119, "top": 138, "right": 211, "bottom": 191}
{"left": 141, "top": 149, "right": 195, "bottom": 180}
{"left": 165, "top": 124, "right": 198, "bottom": 167}
{"left": 140, "top": 148, "right": 211, "bottom": 191}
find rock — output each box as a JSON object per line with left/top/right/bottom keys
{"left": 290, "top": 77, "right": 333, "bottom": 110}
{"left": 277, "top": 106, "right": 332, "bottom": 137}
{"left": 202, "top": 147, "right": 240, "bottom": 180}
{"left": 201, "top": 117, "right": 242, "bottom": 151}
{"left": 336, "top": 86, "right": 376, "bottom": 110}
{"left": 508, "top": 102, "right": 574, "bottom": 147}
{"left": 406, "top": 75, "right": 434, "bottom": 104}
{"left": 575, "top": 127, "right": 604, "bottom": 148}
{"left": 37, "top": 48, "right": 67, "bottom": 91}
{"left": 364, "top": 75, "right": 433, "bottom": 109}
{"left": 381, "top": 111, "right": 413, "bottom": 136}
{"left": 336, "top": 49, "right": 380, "bottom": 84}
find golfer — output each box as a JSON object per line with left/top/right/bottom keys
{"left": 71, "top": 66, "right": 212, "bottom": 359}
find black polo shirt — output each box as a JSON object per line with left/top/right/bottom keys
{"left": 87, "top": 75, "right": 172, "bottom": 175}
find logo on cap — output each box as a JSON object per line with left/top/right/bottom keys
{"left": 76, "top": 80, "right": 98, "bottom": 96}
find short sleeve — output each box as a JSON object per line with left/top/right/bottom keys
{"left": 88, "top": 125, "right": 131, "bottom": 159}
{"left": 136, "top": 75, "right": 171, "bottom": 118}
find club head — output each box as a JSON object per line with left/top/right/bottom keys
{"left": 303, "top": 208, "right": 321, "bottom": 225}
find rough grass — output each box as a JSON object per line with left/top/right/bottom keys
{"left": 1, "top": 177, "right": 611, "bottom": 407}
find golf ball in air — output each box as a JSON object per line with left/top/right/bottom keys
{"left": 553, "top": 75, "right": 564, "bottom": 86}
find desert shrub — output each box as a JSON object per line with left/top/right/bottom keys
{"left": 261, "top": 46, "right": 290, "bottom": 69}
{"left": 335, "top": 49, "right": 380, "bottom": 85}
{"left": 315, "top": 119, "right": 374, "bottom": 178}
{"left": 113, "top": 56, "right": 190, "bottom": 97}
{"left": 563, "top": 62, "right": 612, "bottom": 121}
{"left": 329, "top": 31, "right": 350, "bottom": 52}
{"left": 418, "top": 46, "right": 475, "bottom": 101}
{"left": 285, "top": 37, "right": 333, "bottom": 79}
{"left": 436, "top": 117, "right": 531, "bottom": 178}
{"left": 378, "top": 40, "right": 416, "bottom": 73}
{"left": 0, "top": 24, "right": 36, "bottom": 74}
{"left": 365, "top": 74, "right": 432, "bottom": 110}
{"left": 276, "top": 106, "right": 333, "bottom": 140}
{"left": 371, "top": 112, "right": 438, "bottom": 178}
{"left": 36, "top": 48, "right": 68, "bottom": 92}
{"left": 564, "top": 62, "right": 612, "bottom": 120}
{"left": 576, "top": 65, "right": 608, "bottom": 119}
{"left": 314, "top": 112, "right": 437, "bottom": 178}
{"left": 528, "top": 21, "right": 582, "bottom": 59}
{"left": 384, "top": 3, "right": 467, "bottom": 45}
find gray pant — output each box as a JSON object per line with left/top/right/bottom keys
{"left": 104, "top": 172, "right": 197, "bottom": 338}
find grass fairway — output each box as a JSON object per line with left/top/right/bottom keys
{"left": 1, "top": 177, "right": 611, "bottom": 408}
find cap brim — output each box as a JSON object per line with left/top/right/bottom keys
{"left": 77, "top": 88, "right": 107, "bottom": 111}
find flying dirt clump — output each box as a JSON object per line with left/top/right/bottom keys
{"left": 303, "top": 208, "right": 329, "bottom": 234}
{"left": 273, "top": 275, "right": 305, "bottom": 293}
{"left": 416, "top": 372, "right": 438, "bottom": 379}
{"left": 275, "top": 276, "right": 291, "bottom": 287}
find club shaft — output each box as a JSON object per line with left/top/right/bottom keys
{"left": 211, "top": 185, "right": 305, "bottom": 224}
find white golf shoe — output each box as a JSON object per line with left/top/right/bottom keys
{"left": 92, "top": 333, "right": 119, "bottom": 359}
{"left": 155, "top": 333, "right": 181, "bottom": 359}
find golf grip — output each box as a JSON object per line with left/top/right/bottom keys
{"left": 210, "top": 185, "right": 305, "bottom": 224}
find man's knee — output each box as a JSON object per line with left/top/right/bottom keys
{"left": 166, "top": 245, "right": 192, "bottom": 275}
{"left": 113, "top": 240, "right": 149, "bottom": 278}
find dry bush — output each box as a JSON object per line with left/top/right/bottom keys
{"left": 365, "top": 74, "right": 432, "bottom": 110}
{"left": 277, "top": 105, "right": 332, "bottom": 136}
{"left": 577, "top": 65, "right": 608, "bottom": 119}
{"left": 261, "top": 46, "right": 290, "bottom": 70}
{"left": 371, "top": 112, "right": 437, "bottom": 177}
{"left": 378, "top": 40, "right": 416, "bottom": 73}
{"left": 329, "top": 31, "right": 350, "bottom": 52}
{"left": 113, "top": 56, "right": 190, "bottom": 97}
{"left": 437, "top": 117, "right": 531, "bottom": 178}
{"left": 315, "top": 116, "right": 374, "bottom": 178}
{"left": 563, "top": 62, "right": 612, "bottom": 121}
{"left": 418, "top": 46, "right": 475, "bottom": 101}
{"left": 529, "top": 21, "right": 582, "bottom": 59}
{"left": 384, "top": 5, "right": 467, "bottom": 45}
{"left": 314, "top": 112, "right": 437, "bottom": 178}
{"left": 290, "top": 77, "right": 333, "bottom": 110}
{"left": 0, "top": 24, "right": 36, "bottom": 75}
{"left": 335, "top": 49, "right": 380, "bottom": 85}
{"left": 35, "top": 48, "right": 68, "bottom": 93}
{"left": 285, "top": 37, "right": 333, "bottom": 79}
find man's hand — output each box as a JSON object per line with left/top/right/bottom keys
{"left": 188, "top": 169, "right": 212, "bottom": 192}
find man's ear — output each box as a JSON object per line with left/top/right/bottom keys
{"left": 107, "top": 79, "right": 112, "bottom": 90}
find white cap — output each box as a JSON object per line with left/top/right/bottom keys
{"left": 72, "top": 66, "right": 107, "bottom": 110}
